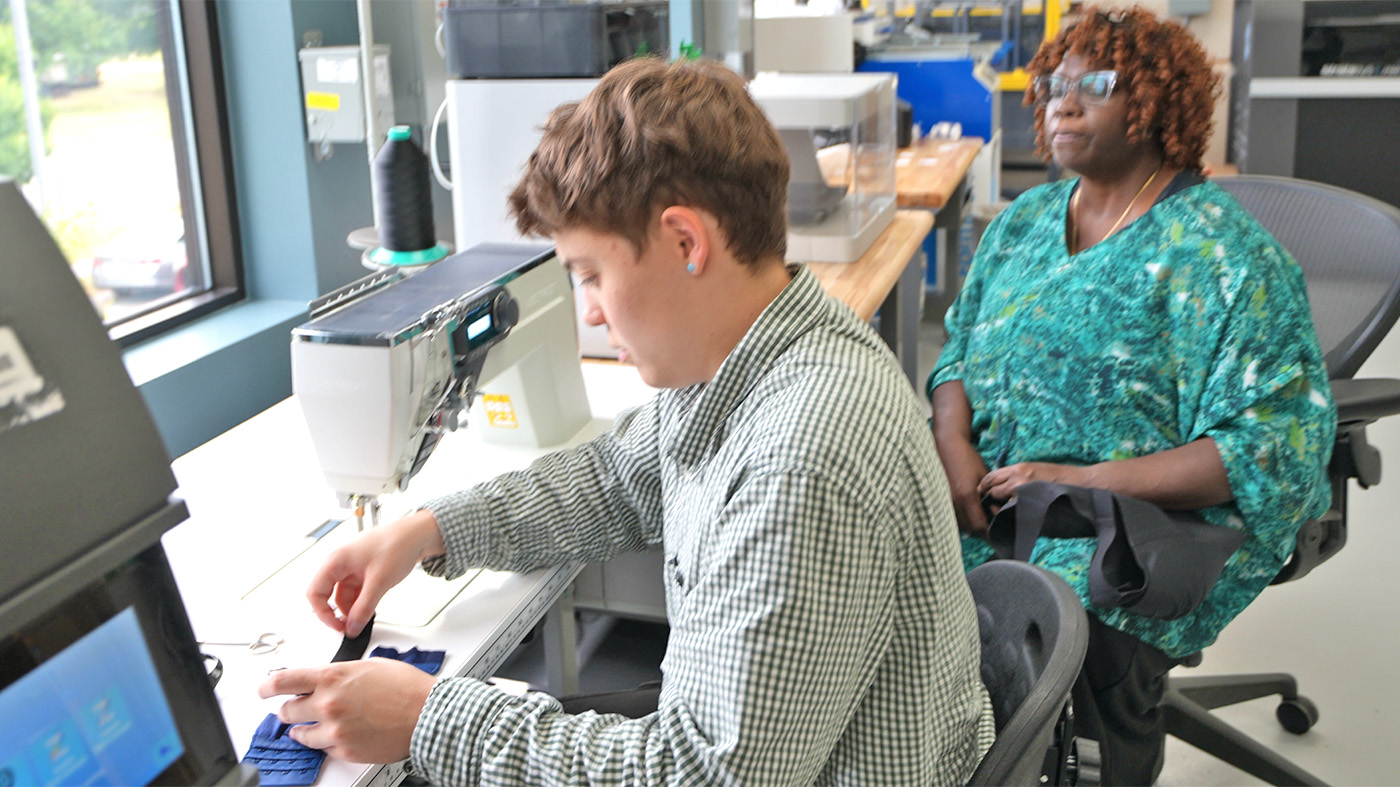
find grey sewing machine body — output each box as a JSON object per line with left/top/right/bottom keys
{"left": 291, "top": 243, "right": 591, "bottom": 519}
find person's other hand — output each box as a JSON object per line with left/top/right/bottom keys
{"left": 307, "top": 509, "right": 446, "bottom": 637}
{"left": 940, "top": 440, "right": 993, "bottom": 537}
{"left": 258, "top": 658, "right": 436, "bottom": 763}
{"left": 977, "top": 462, "right": 1092, "bottom": 507}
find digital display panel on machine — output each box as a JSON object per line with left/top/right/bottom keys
{"left": 0, "top": 608, "right": 184, "bottom": 786}
{"left": 466, "top": 312, "right": 493, "bottom": 343}
{"left": 460, "top": 298, "right": 505, "bottom": 351}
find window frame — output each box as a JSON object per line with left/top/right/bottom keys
{"left": 108, "top": 0, "right": 244, "bottom": 347}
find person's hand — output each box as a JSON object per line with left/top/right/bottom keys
{"left": 939, "top": 439, "right": 993, "bottom": 537}
{"left": 308, "top": 509, "right": 447, "bottom": 637}
{"left": 977, "top": 462, "right": 1093, "bottom": 507}
{"left": 258, "top": 658, "right": 436, "bottom": 763}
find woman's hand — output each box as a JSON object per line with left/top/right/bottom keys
{"left": 978, "top": 441, "right": 1233, "bottom": 512}
{"left": 938, "top": 439, "right": 994, "bottom": 537}
{"left": 977, "top": 462, "right": 1094, "bottom": 508}
{"left": 930, "top": 380, "right": 995, "bottom": 537}
{"left": 306, "top": 509, "right": 447, "bottom": 637}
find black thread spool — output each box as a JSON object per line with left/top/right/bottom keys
{"left": 373, "top": 125, "right": 435, "bottom": 254}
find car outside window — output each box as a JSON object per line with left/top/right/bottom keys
{"left": 2, "top": 0, "right": 240, "bottom": 344}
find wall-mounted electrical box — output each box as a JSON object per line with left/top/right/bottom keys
{"left": 298, "top": 44, "right": 395, "bottom": 145}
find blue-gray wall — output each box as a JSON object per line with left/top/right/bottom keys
{"left": 126, "top": 0, "right": 398, "bottom": 458}
{"left": 126, "top": 0, "right": 685, "bottom": 457}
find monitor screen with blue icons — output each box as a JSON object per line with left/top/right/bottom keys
{"left": 0, "top": 608, "right": 183, "bottom": 786}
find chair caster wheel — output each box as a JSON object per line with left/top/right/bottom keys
{"left": 1277, "top": 696, "right": 1319, "bottom": 734}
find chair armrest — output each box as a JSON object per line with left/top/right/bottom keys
{"left": 1331, "top": 378, "right": 1400, "bottom": 426}
{"left": 1273, "top": 378, "right": 1400, "bottom": 585}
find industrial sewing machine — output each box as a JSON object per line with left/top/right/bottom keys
{"left": 287, "top": 243, "right": 671, "bottom": 630}
{"left": 290, "top": 243, "right": 592, "bottom": 527}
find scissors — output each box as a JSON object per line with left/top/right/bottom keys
{"left": 197, "top": 632, "right": 284, "bottom": 655}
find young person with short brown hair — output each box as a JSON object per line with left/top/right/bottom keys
{"left": 263, "top": 57, "right": 994, "bottom": 785}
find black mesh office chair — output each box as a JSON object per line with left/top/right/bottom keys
{"left": 966, "top": 560, "right": 1089, "bottom": 787}
{"left": 1161, "top": 175, "right": 1400, "bottom": 785}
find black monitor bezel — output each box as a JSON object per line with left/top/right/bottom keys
{"left": 0, "top": 544, "right": 239, "bottom": 786}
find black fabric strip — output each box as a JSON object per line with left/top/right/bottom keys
{"left": 331, "top": 614, "right": 375, "bottom": 662}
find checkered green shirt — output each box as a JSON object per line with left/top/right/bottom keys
{"left": 412, "top": 266, "right": 995, "bottom": 785}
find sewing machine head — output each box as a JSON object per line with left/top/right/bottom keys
{"left": 290, "top": 243, "right": 591, "bottom": 510}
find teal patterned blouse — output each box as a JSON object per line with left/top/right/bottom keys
{"left": 930, "top": 178, "right": 1336, "bottom": 658}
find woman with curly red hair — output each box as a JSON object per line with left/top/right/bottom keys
{"left": 928, "top": 6, "right": 1337, "bottom": 783}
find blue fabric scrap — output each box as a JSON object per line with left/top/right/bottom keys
{"left": 242, "top": 712, "right": 326, "bottom": 786}
{"left": 370, "top": 645, "right": 445, "bottom": 675}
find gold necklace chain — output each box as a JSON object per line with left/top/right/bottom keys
{"left": 1070, "top": 163, "right": 1164, "bottom": 254}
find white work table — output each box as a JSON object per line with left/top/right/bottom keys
{"left": 162, "top": 361, "right": 657, "bottom": 786}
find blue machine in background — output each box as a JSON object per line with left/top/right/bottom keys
{"left": 858, "top": 49, "right": 998, "bottom": 141}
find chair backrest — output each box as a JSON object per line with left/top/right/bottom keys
{"left": 965, "top": 561, "right": 1089, "bottom": 787}
{"left": 1214, "top": 176, "right": 1400, "bottom": 584}
{"left": 1213, "top": 175, "right": 1400, "bottom": 379}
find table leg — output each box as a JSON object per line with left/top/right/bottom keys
{"left": 543, "top": 586, "right": 579, "bottom": 696}
{"left": 925, "top": 175, "right": 971, "bottom": 323}
{"left": 878, "top": 246, "right": 925, "bottom": 389}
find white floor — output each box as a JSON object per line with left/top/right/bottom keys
{"left": 1155, "top": 326, "right": 1400, "bottom": 785}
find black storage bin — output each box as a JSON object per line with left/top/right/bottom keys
{"left": 445, "top": 0, "right": 670, "bottom": 79}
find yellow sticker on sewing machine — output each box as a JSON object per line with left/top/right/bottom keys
{"left": 482, "top": 393, "right": 518, "bottom": 428}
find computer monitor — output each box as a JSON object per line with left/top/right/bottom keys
{"left": 0, "top": 552, "right": 251, "bottom": 785}
{"left": 0, "top": 179, "right": 252, "bottom": 785}
{"left": 1, "top": 608, "right": 183, "bottom": 785}
{"left": 0, "top": 548, "right": 235, "bottom": 785}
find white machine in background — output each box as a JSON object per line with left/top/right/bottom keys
{"left": 750, "top": 72, "right": 898, "bottom": 263}
{"left": 753, "top": 14, "right": 857, "bottom": 73}
{"left": 444, "top": 82, "right": 668, "bottom": 621}
{"left": 445, "top": 79, "right": 615, "bottom": 359}
{"left": 291, "top": 243, "right": 591, "bottom": 519}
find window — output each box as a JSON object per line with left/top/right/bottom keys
{"left": 1, "top": 0, "right": 240, "bottom": 345}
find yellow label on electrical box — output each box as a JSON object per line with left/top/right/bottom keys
{"left": 306, "top": 91, "right": 341, "bottom": 112}
{"left": 482, "top": 393, "right": 518, "bottom": 429}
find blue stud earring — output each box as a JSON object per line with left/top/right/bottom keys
{"left": 687, "top": 263, "right": 696, "bottom": 274}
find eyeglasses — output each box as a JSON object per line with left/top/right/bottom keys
{"left": 1034, "top": 71, "right": 1119, "bottom": 106}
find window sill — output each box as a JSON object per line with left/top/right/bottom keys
{"left": 124, "top": 298, "right": 308, "bottom": 457}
